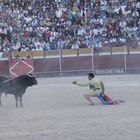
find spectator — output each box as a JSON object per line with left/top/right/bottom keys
{"left": 0, "top": 0, "right": 140, "bottom": 53}
{"left": 44, "top": 40, "right": 51, "bottom": 51}
{"left": 56, "top": 37, "right": 65, "bottom": 50}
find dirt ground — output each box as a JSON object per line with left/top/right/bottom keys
{"left": 0, "top": 74, "right": 140, "bottom": 140}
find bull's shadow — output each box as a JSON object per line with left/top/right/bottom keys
{"left": 0, "top": 74, "right": 38, "bottom": 107}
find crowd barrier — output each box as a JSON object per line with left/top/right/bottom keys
{"left": 0, "top": 46, "right": 140, "bottom": 77}
{"left": 2, "top": 46, "right": 140, "bottom": 59}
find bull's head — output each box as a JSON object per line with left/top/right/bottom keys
{"left": 27, "top": 73, "right": 38, "bottom": 86}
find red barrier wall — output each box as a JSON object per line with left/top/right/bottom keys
{"left": 94, "top": 55, "right": 125, "bottom": 69}
{"left": 0, "top": 54, "right": 140, "bottom": 76}
{"left": 126, "top": 54, "right": 140, "bottom": 68}
{"left": 0, "top": 60, "right": 9, "bottom": 75}
{"left": 34, "top": 58, "right": 60, "bottom": 73}
{"left": 61, "top": 56, "right": 92, "bottom": 71}
{"left": 9, "top": 59, "right": 34, "bottom": 77}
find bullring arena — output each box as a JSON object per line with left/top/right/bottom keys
{"left": 0, "top": 74, "right": 140, "bottom": 140}
{"left": 1, "top": 0, "right": 140, "bottom": 139}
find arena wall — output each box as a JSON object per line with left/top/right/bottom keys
{"left": 0, "top": 60, "right": 9, "bottom": 76}
{"left": 0, "top": 54, "right": 140, "bottom": 76}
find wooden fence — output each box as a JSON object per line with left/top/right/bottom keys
{"left": 2, "top": 46, "right": 140, "bottom": 59}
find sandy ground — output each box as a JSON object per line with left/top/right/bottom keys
{"left": 0, "top": 74, "right": 140, "bottom": 140}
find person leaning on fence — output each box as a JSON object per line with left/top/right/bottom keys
{"left": 72, "top": 73, "right": 123, "bottom": 105}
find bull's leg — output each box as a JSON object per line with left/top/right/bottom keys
{"left": 15, "top": 95, "right": 19, "bottom": 107}
{"left": 19, "top": 95, "right": 23, "bottom": 107}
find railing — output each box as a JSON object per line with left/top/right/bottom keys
{"left": 0, "top": 46, "right": 140, "bottom": 76}
{"left": 1, "top": 46, "right": 140, "bottom": 59}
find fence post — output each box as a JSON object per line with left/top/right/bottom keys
{"left": 127, "top": 45, "right": 130, "bottom": 54}
{"left": 110, "top": 45, "right": 112, "bottom": 55}
{"left": 123, "top": 45, "right": 127, "bottom": 74}
{"left": 59, "top": 49, "right": 62, "bottom": 76}
{"left": 91, "top": 47, "right": 94, "bottom": 72}
{"left": 76, "top": 49, "right": 79, "bottom": 56}
{"left": 43, "top": 50, "right": 46, "bottom": 58}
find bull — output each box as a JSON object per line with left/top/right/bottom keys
{"left": 0, "top": 73, "right": 38, "bottom": 107}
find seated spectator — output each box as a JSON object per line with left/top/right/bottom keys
{"left": 43, "top": 41, "right": 51, "bottom": 51}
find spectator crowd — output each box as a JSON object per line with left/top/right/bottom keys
{"left": 0, "top": 0, "right": 140, "bottom": 53}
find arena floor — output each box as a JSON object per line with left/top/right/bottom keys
{"left": 0, "top": 74, "right": 140, "bottom": 140}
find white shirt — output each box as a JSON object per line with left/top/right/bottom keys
{"left": 71, "top": 43, "right": 79, "bottom": 49}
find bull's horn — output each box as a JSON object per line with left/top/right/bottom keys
{"left": 28, "top": 73, "right": 35, "bottom": 77}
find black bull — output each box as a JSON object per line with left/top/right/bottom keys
{"left": 0, "top": 74, "right": 38, "bottom": 107}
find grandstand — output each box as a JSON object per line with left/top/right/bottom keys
{"left": 0, "top": 0, "right": 140, "bottom": 53}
